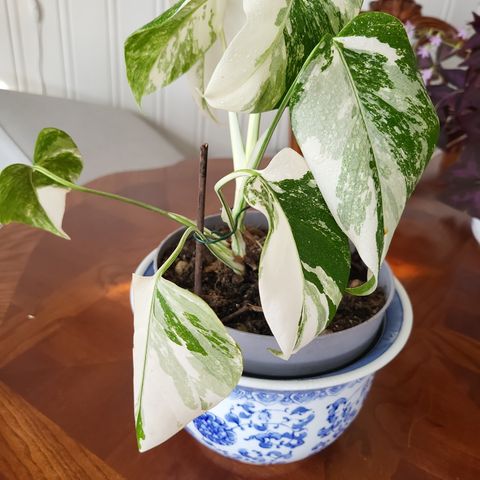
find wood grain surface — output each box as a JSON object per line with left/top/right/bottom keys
{"left": 0, "top": 158, "right": 479, "bottom": 480}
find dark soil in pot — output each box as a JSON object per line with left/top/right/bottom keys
{"left": 158, "top": 226, "right": 386, "bottom": 335}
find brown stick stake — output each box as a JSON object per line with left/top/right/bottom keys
{"left": 194, "top": 143, "right": 208, "bottom": 296}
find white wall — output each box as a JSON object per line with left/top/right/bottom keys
{"left": 1, "top": 0, "right": 479, "bottom": 158}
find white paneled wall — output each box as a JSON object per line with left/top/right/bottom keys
{"left": 1, "top": 0, "right": 479, "bottom": 158}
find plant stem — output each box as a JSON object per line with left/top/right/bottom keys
{"left": 157, "top": 227, "right": 195, "bottom": 277}
{"left": 215, "top": 169, "right": 259, "bottom": 191}
{"left": 194, "top": 144, "right": 208, "bottom": 296}
{"left": 231, "top": 113, "right": 261, "bottom": 237}
{"left": 230, "top": 106, "right": 286, "bottom": 221}
{"left": 33, "top": 165, "right": 196, "bottom": 230}
{"left": 34, "top": 164, "right": 245, "bottom": 275}
{"left": 228, "top": 112, "right": 245, "bottom": 170}
{"left": 245, "top": 113, "right": 261, "bottom": 162}
{"left": 227, "top": 112, "right": 247, "bottom": 257}
{"left": 214, "top": 169, "right": 259, "bottom": 232}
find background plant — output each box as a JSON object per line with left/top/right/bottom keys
{"left": 412, "top": 13, "right": 480, "bottom": 217}
{"left": 0, "top": 0, "right": 438, "bottom": 452}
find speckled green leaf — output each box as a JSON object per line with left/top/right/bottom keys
{"left": 291, "top": 13, "right": 439, "bottom": 294}
{"left": 244, "top": 148, "right": 350, "bottom": 358}
{"left": 125, "top": 0, "right": 225, "bottom": 104}
{"left": 0, "top": 128, "right": 82, "bottom": 238}
{"left": 205, "top": 0, "right": 362, "bottom": 112}
{"left": 132, "top": 270, "right": 243, "bottom": 452}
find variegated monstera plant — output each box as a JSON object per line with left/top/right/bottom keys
{"left": 0, "top": 1, "right": 439, "bottom": 452}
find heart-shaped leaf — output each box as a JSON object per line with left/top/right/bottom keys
{"left": 244, "top": 148, "right": 350, "bottom": 358}
{"left": 125, "top": 0, "right": 226, "bottom": 104}
{"left": 291, "top": 12, "right": 439, "bottom": 294}
{"left": 205, "top": 0, "right": 362, "bottom": 112}
{"left": 0, "top": 128, "right": 83, "bottom": 238}
{"left": 132, "top": 269, "right": 243, "bottom": 452}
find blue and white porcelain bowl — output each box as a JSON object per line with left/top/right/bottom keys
{"left": 185, "top": 280, "right": 411, "bottom": 465}
{"left": 133, "top": 252, "right": 412, "bottom": 465}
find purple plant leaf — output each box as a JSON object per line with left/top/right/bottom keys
{"left": 427, "top": 84, "right": 456, "bottom": 105}
{"left": 465, "top": 69, "right": 480, "bottom": 90}
{"left": 470, "top": 12, "right": 480, "bottom": 33}
{"left": 458, "top": 111, "right": 480, "bottom": 139}
{"left": 458, "top": 88, "right": 480, "bottom": 116}
{"left": 458, "top": 79, "right": 480, "bottom": 137}
{"left": 463, "top": 34, "right": 480, "bottom": 51}
{"left": 439, "top": 143, "right": 480, "bottom": 218}
{"left": 461, "top": 49, "right": 480, "bottom": 69}
{"left": 439, "top": 68, "right": 466, "bottom": 88}
{"left": 437, "top": 42, "right": 457, "bottom": 61}
{"left": 427, "top": 84, "right": 461, "bottom": 149}
{"left": 421, "top": 12, "right": 480, "bottom": 217}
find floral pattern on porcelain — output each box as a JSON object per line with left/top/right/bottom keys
{"left": 187, "top": 376, "right": 373, "bottom": 464}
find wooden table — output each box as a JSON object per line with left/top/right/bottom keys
{"left": 1, "top": 159, "right": 479, "bottom": 479}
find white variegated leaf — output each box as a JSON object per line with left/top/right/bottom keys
{"left": 205, "top": 0, "right": 362, "bottom": 112}
{"left": 291, "top": 13, "right": 439, "bottom": 294}
{"left": 244, "top": 148, "right": 350, "bottom": 358}
{"left": 0, "top": 128, "right": 83, "bottom": 238}
{"left": 187, "top": 41, "right": 224, "bottom": 118}
{"left": 125, "top": 0, "right": 226, "bottom": 104}
{"left": 186, "top": 0, "right": 245, "bottom": 116}
{"left": 132, "top": 270, "right": 243, "bottom": 452}
{"left": 36, "top": 186, "right": 69, "bottom": 234}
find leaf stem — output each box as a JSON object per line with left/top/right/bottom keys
{"left": 214, "top": 169, "right": 259, "bottom": 234}
{"left": 157, "top": 227, "right": 196, "bottom": 277}
{"left": 33, "top": 164, "right": 246, "bottom": 275}
{"left": 33, "top": 165, "right": 196, "bottom": 229}
{"left": 231, "top": 113, "right": 261, "bottom": 239}
{"left": 245, "top": 113, "right": 261, "bottom": 162}
{"left": 227, "top": 111, "right": 247, "bottom": 256}
{"left": 228, "top": 112, "right": 245, "bottom": 170}
{"left": 215, "top": 169, "right": 259, "bottom": 192}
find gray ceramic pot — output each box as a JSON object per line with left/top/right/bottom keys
{"left": 154, "top": 211, "right": 395, "bottom": 378}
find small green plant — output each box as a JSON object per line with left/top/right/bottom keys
{"left": 0, "top": 1, "right": 438, "bottom": 452}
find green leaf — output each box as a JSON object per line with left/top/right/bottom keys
{"left": 0, "top": 128, "right": 83, "bottom": 238}
{"left": 290, "top": 12, "right": 439, "bottom": 294}
{"left": 132, "top": 270, "right": 243, "bottom": 452}
{"left": 244, "top": 148, "right": 350, "bottom": 358}
{"left": 32, "top": 127, "right": 83, "bottom": 186}
{"left": 205, "top": 0, "right": 362, "bottom": 112}
{"left": 125, "top": 0, "right": 225, "bottom": 104}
